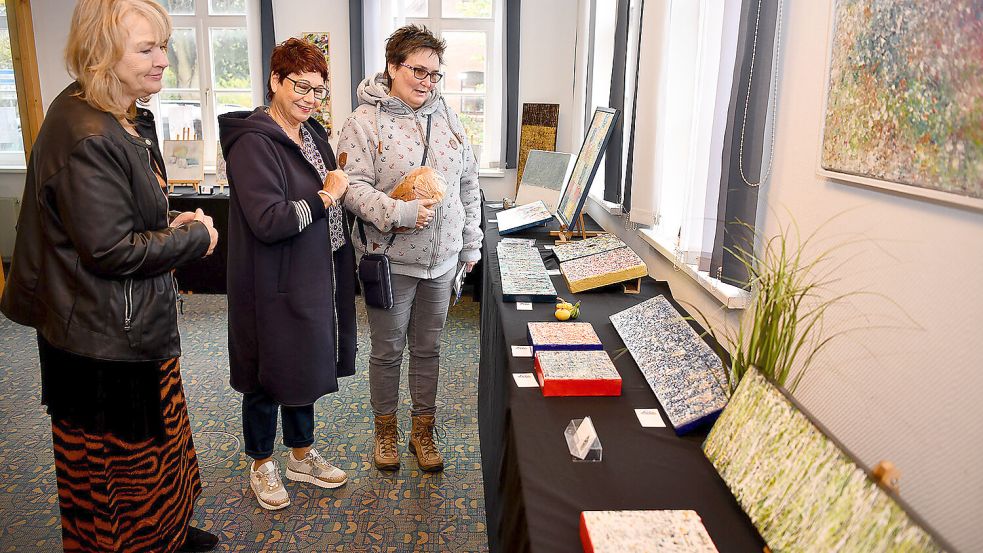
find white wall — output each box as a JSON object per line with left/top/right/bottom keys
{"left": 272, "top": 0, "right": 352, "bottom": 150}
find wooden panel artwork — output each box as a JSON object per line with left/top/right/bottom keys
{"left": 516, "top": 103, "right": 559, "bottom": 191}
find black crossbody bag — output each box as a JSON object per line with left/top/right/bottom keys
{"left": 356, "top": 115, "right": 432, "bottom": 309}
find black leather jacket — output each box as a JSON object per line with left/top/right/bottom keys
{"left": 0, "top": 83, "right": 211, "bottom": 361}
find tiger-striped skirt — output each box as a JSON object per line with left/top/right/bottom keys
{"left": 51, "top": 358, "right": 202, "bottom": 553}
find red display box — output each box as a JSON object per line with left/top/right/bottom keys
{"left": 533, "top": 350, "right": 621, "bottom": 397}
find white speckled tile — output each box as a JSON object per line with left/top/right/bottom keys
{"left": 609, "top": 295, "right": 727, "bottom": 433}
{"left": 580, "top": 510, "right": 719, "bottom": 553}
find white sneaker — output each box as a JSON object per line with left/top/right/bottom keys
{"left": 285, "top": 448, "right": 348, "bottom": 489}
{"left": 249, "top": 460, "right": 290, "bottom": 510}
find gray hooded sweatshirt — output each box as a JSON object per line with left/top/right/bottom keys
{"left": 338, "top": 73, "right": 483, "bottom": 280}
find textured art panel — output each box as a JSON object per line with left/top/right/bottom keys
{"left": 517, "top": 103, "right": 560, "bottom": 187}
{"left": 552, "top": 234, "right": 627, "bottom": 263}
{"left": 300, "top": 32, "right": 333, "bottom": 136}
{"left": 609, "top": 296, "right": 727, "bottom": 434}
{"left": 820, "top": 0, "right": 982, "bottom": 203}
{"left": 579, "top": 510, "right": 719, "bottom": 553}
{"left": 703, "top": 368, "right": 946, "bottom": 552}
{"left": 533, "top": 350, "right": 621, "bottom": 397}
{"left": 527, "top": 322, "right": 603, "bottom": 354}
{"left": 560, "top": 245, "right": 647, "bottom": 293}
{"left": 497, "top": 243, "right": 557, "bottom": 303}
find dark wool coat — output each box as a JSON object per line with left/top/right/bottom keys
{"left": 219, "top": 108, "right": 356, "bottom": 406}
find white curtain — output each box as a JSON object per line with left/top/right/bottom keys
{"left": 629, "top": 0, "right": 741, "bottom": 270}
{"left": 627, "top": 0, "right": 671, "bottom": 226}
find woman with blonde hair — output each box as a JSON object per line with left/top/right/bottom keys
{"left": 0, "top": 0, "right": 219, "bottom": 550}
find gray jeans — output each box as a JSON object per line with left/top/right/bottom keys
{"left": 365, "top": 266, "right": 456, "bottom": 416}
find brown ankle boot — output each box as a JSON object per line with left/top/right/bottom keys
{"left": 409, "top": 414, "right": 444, "bottom": 472}
{"left": 373, "top": 413, "right": 400, "bottom": 470}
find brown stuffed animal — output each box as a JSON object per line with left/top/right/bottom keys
{"left": 389, "top": 166, "right": 446, "bottom": 202}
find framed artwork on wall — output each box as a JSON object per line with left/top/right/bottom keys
{"left": 300, "top": 32, "right": 333, "bottom": 137}
{"left": 556, "top": 107, "right": 619, "bottom": 229}
{"left": 516, "top": 103, "right": 560, "bottom": 193}
{"left": 163, "top": 140, "right": 205, "bottom": 183}
{"left": 818, "top": 0, "right": 983, "bottom": 211}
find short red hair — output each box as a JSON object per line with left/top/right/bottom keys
{"left": 267, "top": 38, "right": 329, "bottom": 101}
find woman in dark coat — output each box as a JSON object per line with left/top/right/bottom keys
{"left": 219, "top": 38, "right": 356, "bottom": 511}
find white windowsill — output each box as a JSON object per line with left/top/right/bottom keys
{"left": 0, "top": 165, "right": 27, "bottom": 173}
{"left": 636, "top": 228, "right": 751, "bottom": 310}
{"left": 479, "top": 168, "right": 506, "bottom": 178}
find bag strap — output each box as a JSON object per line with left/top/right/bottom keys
{"left": 356, "top": 114, "right": 433, "bottom": 254}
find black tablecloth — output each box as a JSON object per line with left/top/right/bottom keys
{"left": 168, "top": 194, "right": 229, "bottom": 294}
{"left": 477, "top": 202, "right": 764, "bottom": 553}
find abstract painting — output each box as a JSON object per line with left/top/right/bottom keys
{"left": 300, "top": 32, "right": 333, "bottom": 136}
{"left": 820, "top": 0, "right": 983, "bottom": 209}
{"left": 163, "top": 140, "right": 205, "bottom": 182}
{"left": 497, "top": 243, "right": 557, "bottom": 303}
{"left": 557, "top": 108, "right": 619, "bottom": 228}
{"left": 704, "top": 367, "right": 946, "bottom": 552}
{"left": 609, "top": 296, "right": 727, "bottom": 435}
{"left": 497, "top": 200, "right": 554, "bottom": 235}
{"left": 560, "top": 245, "right": 646, "bottom": 293}
{"left": 527, "top": 322, "right": 603, "bottom": 354}
{"left": 514, "top": 150, "right": 574, "bottom": 212}
{"left": 533, "top": 350, "right": 621, "bottom": 397}
{"left": 579, "top": 510, "right": 720, "bottom": 553}
{"left": 516, "top": 103, "right": 560, "bottom": 190}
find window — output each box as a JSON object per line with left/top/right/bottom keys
{"left": 0, "top": 3, "right": 25, "bottom": 166}
{"left": 149, "top": 0, "right": 255, "bottom": 165}
{"left": 380, "top": 0, "right": 503, "bottom": 170}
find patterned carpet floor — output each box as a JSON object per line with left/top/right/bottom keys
{"left": 0, "top": 294, "right": 488, "bottom": 552}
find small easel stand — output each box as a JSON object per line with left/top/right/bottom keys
{"left": 167, "top": 128, "right": 202, "bottom": 194}
{"left": 550, "top": 213, "right": 604, "bottom": 243}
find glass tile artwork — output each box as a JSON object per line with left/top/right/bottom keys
{"left": 534, "top": 350, "right": 620, "bottom": 381}
{"left": 609, "top": 296, "right": 727, "bottom": 434}
{"left": 580, "top": 510, "right": 720, "bottom": 553}
{"left": 560, "top": 245, "right": 647, "bottom": 293}
{"left": 552, "top": 233, "right": 626, "bottom": 262}
{"left": 497, "top": 200, "right": 554, "bottom": 235}
{"left": 497, "top": 243, "right": 557, "bottom": 302}
{"left": 703, "top": 368, "right": 946, "bottom": 552}
{"left": 527, "top": 322, "right": 602, "bottom": 352}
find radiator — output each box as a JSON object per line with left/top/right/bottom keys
{"left": 0, "top": 196, "right": 21, "bottom": 260}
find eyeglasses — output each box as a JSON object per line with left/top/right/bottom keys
{"left": 283, "top": 76, "right": 328, "bottom": 101}
{"left": 399, "top": 63, "right": 444, "bottom": 83}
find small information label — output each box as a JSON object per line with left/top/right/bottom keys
{"left": 512, "top": 373, "right": 539, "bottom": 388}
{"left": 516, "top": 302, "right": 533, "bottom": 311}
{"left": 546, "top": 269, "right": 561, "bottom": 276}
{"left": 511, "top": 345, "right": 533, "bottom": 357}
{"left": 487, "top": 218, "right": 498, "bottom": 223}
{"left": 634, "top": 408, "right": 666, "bottom": 428}
{"left": 572, "top": 417, "right": 598, "bottom": 459}
{"left": 542, "top": 244, "right": 554, "bottom": 250}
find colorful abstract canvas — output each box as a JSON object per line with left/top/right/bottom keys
{"left": 820, "top": 1, "right": 983, "bottom": 207}
{"left": 497, "top": 243, "right": 557, "bottom": 303}
{"left": 533, "top": 350, "right": 621, "bottom": 397}
{"left": 703, "top": 368, "right": 946, "bottom": 552}
{"left": 516, "top": 103, "right": 560, "bottom": 190}
{"left": 557, "top": 108, "right": 619, "bottom": 228}
{"left": 527, "top": 322, "right": 603, "bottom": 354}
{"left": 580, "top": 510, "right": 720, "bottom": 553}
{"left": 552, "top": 234, "right": 627, "bottom": 263}
{"left": 497, "top": 200, "right": 554, "bottom": 235}
{"left": 609, "top": 296, "right": 727, "bottom": 434}
{"left": 560, "top": 245, "right": 647, "bottom": 293}
{"left": 300, "top": 32, "right": 333, "bottom": 136}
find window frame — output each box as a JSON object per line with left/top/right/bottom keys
{"left": 0, "top": 5, "right": 25, "bottom": 167}
{"left": 404, "top": 0, "right": 503, "bottom": 170}
{"left": 147, "top": 0, "right": 258, "bottom": 168}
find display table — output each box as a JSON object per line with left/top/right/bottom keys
{"left": 168, "top": 193, "right": 229, "bottom": 294}
{"left": 478, "top": 202, "right": 764, "bottom": 552}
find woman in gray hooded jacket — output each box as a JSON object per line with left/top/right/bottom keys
{"left": 338, "top": 25, "right": 482, "bottom": 472}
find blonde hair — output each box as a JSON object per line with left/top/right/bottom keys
{"left": 65, "top": 0, "right": 171, "bottom": 118}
